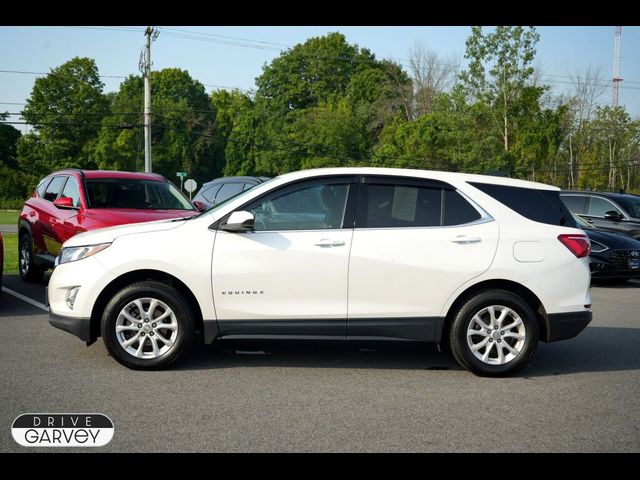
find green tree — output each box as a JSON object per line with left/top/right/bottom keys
{"left": 460, "top": 26, "right": 540, "bottom": 154}
{"left": 225, "top": 33, "right": 411, "bottom": 175}
{"left": 209, "top": 90, "right": 253, "bottom": 179}
{"left": 93, "top": 69, "right": 217, "bottom": 183}
{"left": 0, "top": 112, "right": 21, "bottom": 169}
{"left": 17, "top": 57, "right": 109, "bottom": 176}
{"left": 0, "top": 112, "right": 29, "bottom": 200}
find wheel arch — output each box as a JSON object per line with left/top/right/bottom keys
{"left": 89, "top": 269, "right": 204, "bottom": 344}
{"left": 437, "top": 279, "right": 550, "bottom": 345}
{"left": 18, "top": 219, "right": 32, "bottom": 240}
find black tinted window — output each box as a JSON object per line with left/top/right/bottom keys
{"left": 43, "top": 176, "right": 66, "bottom": 202}
{"left": 61, "top": 177, "right": 81, "bottom": 207}
{"left": 216, "top": 183, "right": 244, "bottom": 203}
{"left": 616, "top": 197, "right": 640, "bottom": 218}
{"left": 561, "top": 195, "right": 588, "bottom": 214}
{"left": 470, "top": 182, "right": 576, "bottom": 227}
{"left": 361, "top": 184, "right": 441, "bottom": 228}
{"left": 444, "top": 190, "right": 481, "bottom": 226}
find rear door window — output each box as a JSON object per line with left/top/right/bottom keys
{"left": 360, "top": 183, "right": 442, "bottom": 228}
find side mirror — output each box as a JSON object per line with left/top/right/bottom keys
{"left": 604, "top": 210, "right": 623, "bottom": 222}
{"left": 221, "top": 211, "right": 254, "bottom": 232}
{"left": 192, "top": 200, "right": 208, "bottom": 212}
{"left": 53, "top": 197, "right": 76, "bottom": 210}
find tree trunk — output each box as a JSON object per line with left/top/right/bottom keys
{"left": 568, "top": 134, "right": 574, "bottom": 188}
{"left": 608, "top": 139, "right": 615, "bottom": 189}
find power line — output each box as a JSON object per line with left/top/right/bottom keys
{"left": 1, "top": 120, "right": 140, "bottom": 127}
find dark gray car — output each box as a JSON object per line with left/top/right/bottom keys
{"left": 192, "top": 176, "right": 270, "bottom": 209}
{"left": 560, "top": 190, "right": 640, "bottom": 240}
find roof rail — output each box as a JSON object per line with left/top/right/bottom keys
{"left": 52, "top": 168, "right": 85, "bottom": 178}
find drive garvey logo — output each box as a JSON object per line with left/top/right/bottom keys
{"left": 12, "top": 414, "right": 114, "bottom": 447}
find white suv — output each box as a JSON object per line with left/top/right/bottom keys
{"left": 48, "top": 168, "right": 592, "bottom": 376}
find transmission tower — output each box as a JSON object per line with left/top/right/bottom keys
{"left": 612, "top": 26, "right": 622, "bottom": 107}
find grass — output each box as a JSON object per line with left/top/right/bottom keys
{"left": 0, "top": 210, "right": 19, "bottom": 225}
{"left": 2, "top": 233, "right": 18, "bottom": 274}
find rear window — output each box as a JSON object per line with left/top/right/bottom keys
{"left": 470, "top": 182, "right": 576, "bottom": 227}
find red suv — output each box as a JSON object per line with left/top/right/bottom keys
{"left": 18, "top": 169, "right": 199, "bottom": 282}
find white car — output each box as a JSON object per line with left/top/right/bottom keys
{"left": 48, "top": 167, "right": 592, "bottom": 376}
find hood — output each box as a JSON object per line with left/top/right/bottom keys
{"left": 83, "top": 208, "right": 197, "bottom": 226}
{"left": 63, "top": 217, "right": 190, "bottom": 248}
{"left": 583, "top": 227, "right": 640, "bottom": 249}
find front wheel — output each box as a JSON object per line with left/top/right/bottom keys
{"left": 101, "top": 281, "right": 194, "bottom": 370}
{"left": 19, "top": 235, "right": 45, "bottom": 282}
{"left": 449, "top": 290, "right": 539, "bottom": 377}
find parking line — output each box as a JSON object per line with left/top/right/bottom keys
{"left": 1, "top": 287, "right": 49, "bottom": 312}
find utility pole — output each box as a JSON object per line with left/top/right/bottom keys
{"left": 612, "top": 26, "right": 622, "bottom": 107}
{"left": 140, "top": 26, "right": 159, "bottom": 172}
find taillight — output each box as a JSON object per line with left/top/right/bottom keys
{"left": 558, "top": 234, "right": 590, "bottom": 258}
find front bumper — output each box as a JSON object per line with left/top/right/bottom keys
{"left": 49, "top": 311, "right": 92, "bottom": 343}
{"left": 590, "top": 249, "right": 640, "bottom": 279}
{"left": 545, "top": 310, "right": 592, "bottom": 343}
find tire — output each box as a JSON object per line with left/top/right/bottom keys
{"left": 449, "top": 290, "right": 539, "bottom": 377}
{"left": 101, "top": 281, "right": 194, "bottom": 370}
{"left": 602, "top": 278, "right": 630, "bottom": 285}
{"left": 19, "top": 235, "right": 45, "bottom": 282}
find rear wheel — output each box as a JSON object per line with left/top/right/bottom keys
{"left": 101, "top": 281, "right": 194, "bottom": 370}
{"left": 449, "top": 290, "right": 539, "bottom": 377}
{"left": 19, "top": 235, "right": 45, "bottom": 282}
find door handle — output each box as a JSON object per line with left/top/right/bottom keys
{"left": 314, "top": 239, "right": 346, "bottom": 247}
{"left": 451, "top": 235, "right": 481, "bottom": 244}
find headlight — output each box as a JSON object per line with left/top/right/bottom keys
{"left": 589, "top": 240, "right": 609, "bottom": 253}
{"left": 59, "top": 243, "right": 111, "bottom": 265}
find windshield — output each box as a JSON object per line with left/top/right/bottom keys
{"left": 572, "top": 213, "right": 593, "bottom": 229}
{"left": 199, "top": 177, "right": 278, "bottom": 215}
{"left": 616, "top": 197, "right": 640, "bottom": 218}
{"left": 85, "top": 179, "right": 195, "bottom": 210}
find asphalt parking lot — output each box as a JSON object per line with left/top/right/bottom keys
{"left": 0, "top": 274, "right": 638, "bottom": 452}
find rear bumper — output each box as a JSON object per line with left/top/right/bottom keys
{"left": 545, "top": 310, "right": 592, "bottom": 343}
{"left": 49, "top": 311, "right": 92, "bottom": 343}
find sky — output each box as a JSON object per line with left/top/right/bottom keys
{"left": 1, "top": 26, "right": 639, "bottom": 133}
